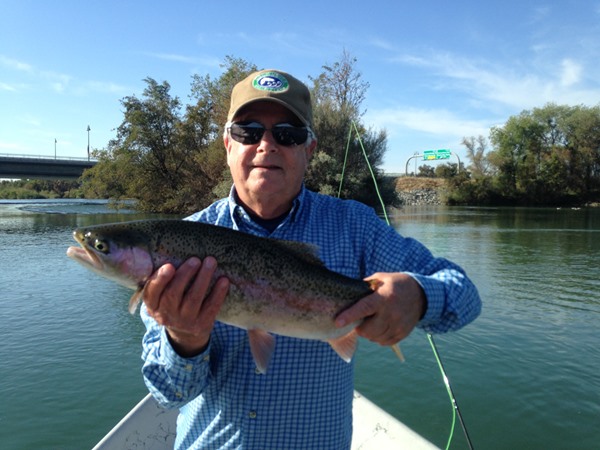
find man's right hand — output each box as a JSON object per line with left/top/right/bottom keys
{"left": 142, "top": 256, "right": 230, "bottom": 358}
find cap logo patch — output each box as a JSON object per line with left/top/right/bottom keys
{"left": 252, "top": 72, "right": 289, "bottom": 92}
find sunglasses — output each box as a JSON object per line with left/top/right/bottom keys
{"left": 228, "top": 122, "right": 310, "bottom": 146}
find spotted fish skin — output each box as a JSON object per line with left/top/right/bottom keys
{"left": 67, "top": 219, "right": 376, "bottom": 372}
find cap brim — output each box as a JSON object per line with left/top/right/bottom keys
{"left": 229, "top": 98, "right": 310, "bottom": 127}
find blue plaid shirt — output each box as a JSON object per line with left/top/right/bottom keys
{"left": 141, "top": 186, "right": 481, "bottom": 450}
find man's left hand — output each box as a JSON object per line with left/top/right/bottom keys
{"left": 335, "top": 272, "right": 426, "bottom": 346}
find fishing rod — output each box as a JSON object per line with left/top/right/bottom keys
{"left": 340, "top": 121, "right": 475, "bottom": 450}
{"left": 428, "top": 333, "right": 475, "bottom": 450}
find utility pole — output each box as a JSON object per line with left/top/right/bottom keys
{"left": 54, "top": 138, "right": 57, "bottom": 159}
{"left": 87, "top": 125, "right": 91, "bottom": 160}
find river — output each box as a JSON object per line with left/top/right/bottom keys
{"left": 0, "top": 200, "right": 598, "bottom": 449}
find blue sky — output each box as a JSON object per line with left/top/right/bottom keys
{"left": 1, "top": 0, "right": 599, "bottom": 174}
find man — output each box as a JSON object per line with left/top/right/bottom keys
{"left": 141, "top": 69, "right": 481, "bottom": 449}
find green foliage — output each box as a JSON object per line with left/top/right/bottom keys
{"left": 434, "top": 163, "right": 458, "bottom": 179}
{"left": 306, "top": 51, "right": 398, "bottom": 208}
{"left": 0, "top": 179, "right": 81, "bottom": 199}
{"left": 76, "top": 60, "right": 600, "bottom": 210}
{"left": 81, "top": 59, "right": 257, "bottom": 214}
{"left": 418, "top": 165, "right": 435, "bottom": 177}
{"left": 451, "top": 103, "right": 600, "bottom": 206}
{"left": 79, "top": 53, "right": 397, "bottom": 213}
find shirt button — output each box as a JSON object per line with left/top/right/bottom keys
{"left": 254, "top": 367, "right": 262, "bottom": 375}
{"left": 184, "top": 364, "right": 193, "bottom": 371}
{"left": 175, "top": 392, "right": 183, "bottom": 398}
{"left": 203, "top": 354, "right": 210, "bottom": 362}
{"left": 248, "top": 410, "right": 257, "bottom": 419}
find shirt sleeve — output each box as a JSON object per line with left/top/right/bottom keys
{"left": 140, "top": 304, "right": 212, "bottom": 409}
{"left": 363, "top": 211, "right": 481, "bottom": 334}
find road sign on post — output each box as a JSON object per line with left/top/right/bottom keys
{"left": 423, "top": 149, "right": 451, "bottom": 161}
{"left": 406, "top": 149, "right": 460, "bottom": 175}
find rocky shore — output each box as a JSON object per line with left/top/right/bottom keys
{"left": 394, "top": 177, "right": 444, "bottom": 206}
{"left": 396, "top": 188, "right": 441, "bottom": 206}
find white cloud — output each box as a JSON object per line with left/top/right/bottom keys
{"left": 85, "top": 81, "right": 129, "bottom": 94}
{"left": 0, "top": 55, "right": 33, "bottom": 72}
{"left": 0, "top": 82, "right": 18, "bottom": 92}
{"left": 368, "top": 37, "right": 395, "bottom": 52}
{"left": 366, "top": 107, "right": 492, "bottom": 139}
{"left": 144, "top": 52, "right": 221, "bottom": 69}
{"left": 0, "top": 140, "right": 30, "bottom": 152}
{"left": 0, "top": 55, "right": 73, "bottom": 94}
{"left": 43, "top": 72, "right": 72, "bottom": 93}
{"left": 393, "top": 50, "right": 599, "bottom": 110}
{"left": 559, "top": 58, "right": 582, "bottom": 86}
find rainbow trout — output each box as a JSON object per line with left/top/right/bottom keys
{"left": 66, "top": 219, "right": 402, "bottom": 372}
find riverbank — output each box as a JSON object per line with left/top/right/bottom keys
{"left": 395, "top": 177, "right": 445, "bottom": 206}
{"left": 394, "top": 177, "right": 600, "bottom": 207}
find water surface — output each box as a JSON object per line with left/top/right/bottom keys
{"left": 1, "top": 202, "right": 598, "bottom": 449}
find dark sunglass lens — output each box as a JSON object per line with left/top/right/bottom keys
{"left": 230, "top": 123, "right": 308, "bottom": 146}
{"left": 272, "top": 127, "right": 308, "bottom": 146}
{"left": 230, "top": 124, "right": 265, "bottom": 144}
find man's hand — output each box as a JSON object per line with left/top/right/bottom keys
{"left": 143, "top": 257, "right": 229, "bottom": 357}
{"left": 335, "top": 272, "right": 426, "bottom": 346}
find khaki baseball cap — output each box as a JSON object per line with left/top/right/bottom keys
{"left": 227, "top": 69, "right": 313, "bottom": 127}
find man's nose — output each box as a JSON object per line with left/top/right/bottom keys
{"left": 257, "top": 129, "right": 278, "bottom": 152}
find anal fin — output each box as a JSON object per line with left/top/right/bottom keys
{"left": 248, "top": 329, "right": 276, "bottom": 374}
{"left": 328, "top": 330, "right": 358, "bottom": 363}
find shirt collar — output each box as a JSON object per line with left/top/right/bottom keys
{"left": 227, "top": 184, "right": 307, "bottom": 231}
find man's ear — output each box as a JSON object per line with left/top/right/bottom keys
{"left": 224, "top": 133, "right": 232, "bottom": 155}
{"left": 306, "top": 138, "right": 317, "bottom": 159}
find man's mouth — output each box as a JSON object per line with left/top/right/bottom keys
{"left": 253, "top": 164, "right": 281, "bottom": 170}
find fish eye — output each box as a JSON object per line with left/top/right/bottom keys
{"left": 94, "top": 239, "right": 109, "bottom": 253}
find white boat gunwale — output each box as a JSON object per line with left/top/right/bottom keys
{"left": 92, "top": 390, "right": 440, "bottom": 449}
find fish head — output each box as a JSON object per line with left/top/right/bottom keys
{"left": 66, "top": 226, "right": 154, "bottom": 290}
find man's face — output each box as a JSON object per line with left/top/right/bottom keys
{"left": 224, "top": 101, "right": 316, "bottom": 217}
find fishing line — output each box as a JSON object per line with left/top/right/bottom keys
{"left": 339, "top": 120, "right": 474, "bottom": 450}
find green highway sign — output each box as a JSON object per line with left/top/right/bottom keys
{"left": 423, "top": 149, "right": 451, "bottom": 161}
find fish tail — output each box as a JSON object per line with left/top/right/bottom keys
{"left": 367, "top": 278, "right": 383, "bottom": 291}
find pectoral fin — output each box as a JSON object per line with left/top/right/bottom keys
{"left": 328, "top": 330, "right": 358, "bottom": 363}
{"left": 128, "top": 288, "right": 144, "bottom": 315}
{"left": 248, "top": 329, "right": 276, "bottom": 374}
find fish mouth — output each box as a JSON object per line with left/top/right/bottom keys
{"left": 66, "top": 245, "right": 104, "bottom": 271}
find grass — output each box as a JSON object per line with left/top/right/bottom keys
{"left": 395, "top": 177, "right": 446, "bottom": 192}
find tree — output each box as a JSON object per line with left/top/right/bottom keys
{"left": 434, "top": 163, "right": 458, "bottom": 179}
{"left": 487, "top": 103, "right": 600, "bottom": 204}
{"left": 81, "top": 59, "right": 258, "bottom": 213}
{"left": 187, "top": 57, "right": 258, "bottom": 203}
{"left": 418, "top": 165, "right": 435, "bottom": 177}
{"left": 462, "top": 135, "right": 491, "bottom": 178}
{"left": 81, "top": 54, "right": 398, "bottom": 212}
{"left": 306, "top": 51, "right": 397, "bottom": 208}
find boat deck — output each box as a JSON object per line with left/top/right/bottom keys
{"left": 93, "top": 391, "right": 439, "bottom": 449}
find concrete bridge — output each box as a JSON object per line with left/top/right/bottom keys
{"left": 0, "top": 154, "right": 97, "bottom": 180}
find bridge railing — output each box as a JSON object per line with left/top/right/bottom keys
{"left": 0, "top": 153, "right": 97, "bottom": 162}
